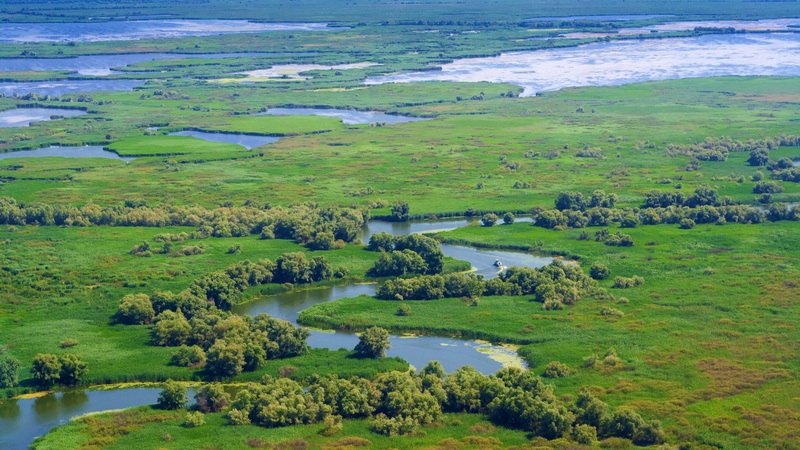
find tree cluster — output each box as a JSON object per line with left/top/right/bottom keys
{"left": 195, "top": 365, "right": 664, "bottom": 444}
{"left": 31, "top": 353, "right": 88, "bottom": 388}
{"left": 0, "top": 199, "right": 368, "bottom": 249}
{"left": 376, "top": 260, "right": 599, "bottom": 311}
{"left": 367, "top": 233, "right": 444, "bottom": 275}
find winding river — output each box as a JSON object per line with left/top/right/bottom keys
{"left": 0, "top": 218, "right": 547, "bottom": 448}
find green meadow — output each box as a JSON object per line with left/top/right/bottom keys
{"left": 0, "top": 0, "right": 799, "bottom": 447}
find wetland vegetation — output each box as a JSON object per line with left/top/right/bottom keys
{"left": 0, "top": 0, "right": 799, "bottom": 448}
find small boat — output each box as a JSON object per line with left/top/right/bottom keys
{"left": 493, "top": 259, "right": 503, "bottom": 267}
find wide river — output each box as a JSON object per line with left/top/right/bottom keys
{"left": 0, "top": 217, "right": 546, "bottom": 448}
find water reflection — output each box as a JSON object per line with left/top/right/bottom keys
{"left": 0, "top": 108, "right": 86, "bottom": 127}
{"left": 0, "top": 145, "right": 135, "bottom": 162}
{"left": 167, "top": 130, "right": 281, "bottom": 149}
{"left": 256, "top": 108, "right": 428, "bottom": 125}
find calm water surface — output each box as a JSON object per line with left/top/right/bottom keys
{"left": 0, "top": 145, "right": 134, "bottom": 162}
{"left": 0, "top": 108, "right": 86, "bottom": 127}
{"left": 0, "top": 52, "right": 279, "bottom": 76}
{"left": 168, "top": 130, "right": 281, "bottom": 149}
{"left": 0, "top": 388, "right": 195, "bottom": 449}
{"left": 256, "top": 108, "right": 428, "bottom": 125}
{"left": 0, "top": 79, "right": 146, "bottom": 96}
{"left": 0, "top": 20, "right": 337, "bottom": 43}
{"left": 367, "top": 33, "right": 800, "bottom": 96}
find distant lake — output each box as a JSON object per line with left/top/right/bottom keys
{"left": 367, "top": 33, "right": 800, "bottom": 96}
{"left": 0, "top": 80, "right": 146, "bottom": 96}
{"left": 0, "top": 53, "right": 285, "bottom": 76}
{"left": 256, "top": 108, "right": 428, "bottom": 125}
{"left": 167, "top": 130, "right": 281, "bottom": 149}
{"left": 0, "top": 20, "right": 339, "bottom": 43}
{"left": 0, "top": 108, "right": 86, "bottom": 127}
{"left": 0, "top": 145, "right": 134, "bottom": 162}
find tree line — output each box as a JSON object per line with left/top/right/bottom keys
{"left": 0, "top": 198, "right": 369, "bottom": 248}
{"left": 376, "top": 260, "right": 606, "bottom": 311}
{"left": 156, "top": 365, "right": 664, "bottom": 445}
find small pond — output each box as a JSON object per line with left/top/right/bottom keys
{"left": 0, "top": 145, "right": 135, "bottom": 162}
{"left": 0, "top": 20, "right": 338, "bottom": 43}
{"left": 167, "top": 131, "right": 281, "bottom": 149}
{"left": 255, "top": 108, "right": 428, "bottom": 125}
{"left": 0, "top": 108, "right": 86, "bottom": 127}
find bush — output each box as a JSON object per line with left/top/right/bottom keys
{"left": 753, "top": 181, "right": 783, "bottom": 194}
{"left": 572, "top": 424, "right": 598, "bottom": 445}
{"left": 542, "top": 361, "right": 573, "bottom": 378}
{"left": 600, "top": 306, "right": 625, "bottom": 318}
{"left": 354, "top": 327, "right": 391, "bottom": 358}
{"left": 226, "top": 244, "right": 242, "bottom": 254}
{"left": 679, "top": 218, "right": 695, "bottom": 229}
{"left": 481, "top": 213, "right": 499, "bottom": 227}
{"left": 396, "top": 304, "right": 412, "bottom": 316}
{"left": 170, "top": 345, "right": 206, "bottom": 368}
{"left": 612, "top": 276, "right": 644, "bottom": 289}
{"left": 157, "top": 380, "right": 188, "bottom": 410}
{"left": 116, "top": 293, "right": 155, "bottom": 325}
{"left": 227, "top": 408, "right": 251, "bottom": 425}
{"left": 195, "top": 383, "right": 230, "bottom": 413}
{"left": 58, "top": 354, "right": 88, "bottom": 386}
{"left": 59, "top": 338, "right": 79, "bottom": 348}
{"left": 183, "top": 411, "right": 205, "bottom": 428}
{"left": 0, "top": 353, "right": 20, "bottom": 388}
{"left": 589, "top": 263, "right": 611, "bottom": 280}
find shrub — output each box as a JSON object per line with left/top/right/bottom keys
{"left": 573, "top": 424, "right": 598, "bottom": 445}
{"left": 226, "top": 244, "right": 242, "bottom": 254}
{"left": 679, "top": 218, "right": 695, "bottom": 229}
{"left": 612, "top": 276, "right": 644, "bottom": 289}
{"left": 227, "top": 408, "right": 251, "bottom": 425}
{"left": 195, "top": 383, "right": 230, "bottom": 413}
{"left": 278, "top": 366, "right": 298, "bottom": 378}
{"left": 0, "top": 353, "right": 20, "bottom": 388}
{"left": 116, "top": 293, "right": 155, "bottom": 325}
{"left": 32, "top": 354, "right": 62, "bottom": 388}
{"left": 542, "top": 361, "right": 573, "bottom": 378}
{"left": 170, "top": 345, "right": 206, "bottom": 368}
{"left": 396, "top": 304, "right": 411, "bottom": 316}
{"left": 503, "top": 212, "right": 515, "bottom": 224}
{"left": 354, "top": 327, "right": 391, "bottom": 358}
{"left": 589, "top": 263, "right": 611, "bottom": 280}
{"left": 481, "top": 213, "right": 499, "bottom": 227}
{"left": 58, "top": 354, "right": 88, "bottom": 386}
{"left": 59, "top": 338, "right": 79, "bottom": 348}
{"left": 183, "top": 411, "right": 205, "bottom": 428}
{"left": 157, "top": 380, "right": 188, "bottom": 410}
{"left": 753, "top": 181, "right": 783, "bottom": 194}
{"left": 600, "top": 306, "right": 625, "bottom": 318}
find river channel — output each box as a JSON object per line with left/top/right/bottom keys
{"left": 0, "top": 217, "right": 547, "bottom": 448}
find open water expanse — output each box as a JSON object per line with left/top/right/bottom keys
{"left": 0, "top": 20, "right": 337, "bottom": 43}
{"left": 167, "top": 130, "right": 281, "bottom": 149}
{"left": 367, "top": 33, "right": 800, "bottom": 96}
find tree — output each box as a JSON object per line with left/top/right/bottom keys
{"left": 747, "top": 148, "right": 770, "bottom": 166}
{"left": 0, "top": 352, "right": 20, "bottom": 388}
{"left": 170, "top": 345, "right": 206, "bottom": 367}
{"left": 32, "top": 353, "right": 62, "bottom": 388}
{"left": 481, "top": 213, "right": 499, "bottom": 227}
{"left": 555, "top": 191, "right": 585, "bottom": 211}
{"left": 307, "top": 231, "right": 335, "bottom": 251}
{"left": 502, "top": 212, "right": 515, "bottom": 224}
{"left": 152, "top": 310, "right": 191, "bottom": 346}
{"left": 390, "top": 201, "right": 410, "bottom": 222}
{"left": 589, "top": 263, "right": 611, "bottom": 280}
{"left": 753, "top": 181, "right": 783, "bottom": 194}
{"left": 58, "top": 354, "right": 88, "bottom": 386}
{"left": 195, "top": 383, "right": 231, "bottom": 413}
{"left": 116, "top": 293, "right": 155, "bottom": 324}
{"left": 354, "top": 327, "right": 391, "bottom": 358}
{"left": 157, "top": 379, "right": 188, "bottom": 410}
{"left": 206, "top": 340, "right": 245, "bottom": 377}
{"left": 367, "top": 232, "right": 396, "bottom": 252}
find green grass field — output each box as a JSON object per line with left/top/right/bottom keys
{"left": 1, "top": 0, "right": 800, "bottom": 447}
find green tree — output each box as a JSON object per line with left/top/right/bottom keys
{"left": 0, "top": 352, "right": 20, "bottom": 388}
{"left": 390, "top": 201, "right": 410, "bottom": 222}
{"left": 354, "top": 327, "right": 391, "bottom": 358}
{"left": 206, "top": 340, "right": 245, "bottom": 377}
{"left": 58, "top": 354, "right": 88, "bottom": 386}
{"left": 589, "top": 263, "right": 611, "bottom": 280}
{"left": 116, "top": 293, "right": 155, "bottom": 324}
{"left": 195, "top": 383, "right": 231, "bottom": 413}
{"left": 152, "top": 310, "right": 191, "bottom": 346}
{"left": 502, "top": 212, "right": 515, "bottom": 224}
{"left": 157, "top": 379, "right": 188, "bottom": 410}
{"left": 32, "top": 353, "right": 62, "bottom": 388}
{"left": 481, "top": 213, "right": 499, "bottom": 227}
